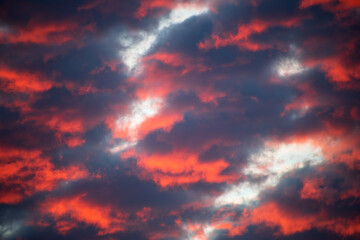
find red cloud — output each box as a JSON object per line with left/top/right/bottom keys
{"left": 1, "top": 21, "right": 95, "bottom": 45}
{"left": 199, "top": 18, "right": 304, "bottom": 51}
{"left": 229, "top": 201, "right": 360, "bottom": 237}
{"left": 305, "top": 57, "right": 360, "bottom": 88}
{"left": 137, "top": 151, "right": 238, "bottom": 187}
{"left": 301, "top": 175, "right": 360, "bottom": 204}
{"left": 134, "top": 0, "right": 220, "bottom": 19}
{"left": 40, "top": 194, "right": 128, "bottom": 235}
{"left": 282, "top": 81, "right": 319, "bottom": 116}
{"left": 136, "top": 207, "right": 154, "bottom": 222}
{"left": 0, "top": 68, "right": 55, "bottom": 93}
{"left": 145, "top": 52, "right": 211, "bottom": 75}
{"left": 62, "top": 136, "right": 86, "bottom": 148}
{"left": 135, "top": 0, "right": 174, "bottom": 19}
{"left": 134, "top": 0, "right": 234, "bottom": 19}
{"left": 300, "top": 0, "right": 360, "bottom": 10}
{"left": 133, "top": 50, "right": 225, "bottom": 105}
{"left": 299, "top": 0, "right": 334, "bottom": 8}
{"left": 300, "top": 177, "right": 326, "bottom": 201}
{"left": 0, "top": 147, "right": 88, "bottom": 204}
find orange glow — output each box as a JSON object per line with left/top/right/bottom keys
{"left": 42, "top": 195, "right": 127, "bottom": 234}
{"left": 325, "top": 61, "right": 354, "bottom": 82}
{"left": 282, "top": 82, "right": 318, "bottom": 116}
{"left": 23, "top": 112, "right": 86, "bottom": 136}
{"left": 198, "top": 89, "right": 226, "bottom": 105}
{"left": 0, "top": 68, "right": 54, "bottom": 93}
{"left": 299, "top": 0, "right": 333, "bottom": 8}
{"left": 338, "top": 0, "right": 360, "bottom": 8}
{"left": 134, "top": 0, "right": 216, "bottom": 19}
{"left": 145, "top": 52, "right": 210, "bottom": 75}
{"left": 1, "top": 22, "right": 95, "bottom": 45}
{"left": 135, "top": 51, "right": 225, "bottom": 109}
{"left": 321, "top": 135, "right": 360, "bottom": 169}
{"left": 300, "top": 177, "right": 325, "bottom": 201}
{"left": 138, "top": 112, "right": 183, "bottom": 137}
{"left": 199, "top": 20, "right": 270, "bottom": 51}
{"left": 300, "top": 0, "right": 360, "bottom": 9}
{"left": 136, "top": 207, "right": 153, "bottom": 222}
{"left": 228, "top": 201, "right": 360, "bottom": 237}
{"left": 135, "top": 65, "right": 177, "bottom": 99}
{"left": 199, "top": 18, "right": 304, "bottom": 51}
{"left": 351, "top": 107, "right": 360, "bottom": 121}
{"left": 0, "top": 192, "right": 24, "bottom": 204}
{"left": 55, "top": 221, "right": 78, "bottom": 235}
{"left": 0, "top": 147, "right": 88, "bottom": 204}
{"left": 46, "top": 115, "right": 85, "bottom": 133}
{"left": 135, "top": 0, "right": 173, "bottom": 19}
{"left": 246, "top": 202, "right": 316, "bottom": 235}
{"left": 305, "top": 58, "right": 360, "bottom": 86}
{"left": 0, "top": 1, "right": 358, "bottom": 239}
{"left": 113, "top": 111, "right": 181, "bottom": 141}
{"left": 138, "top": 152, "right": 238, "bottom": 187}
{"left": 63, "top": 136, "right": 85, "bottom": 148}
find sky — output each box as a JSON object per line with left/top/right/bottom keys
{"left": 0, "top": 0, "right": 359, "bottom": 239}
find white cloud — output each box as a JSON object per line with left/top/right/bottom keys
{"left": 119, "top": 31, "right": 158, "bottom": 72}
{"left": 245, "top": 141, "right": 323, "bottom": 176}
{"left": 113, "top": 5, "right": 209, "bottom": 153}
{"left": 215, "top": 181, "right": 264, "bottom": 206}
{"left": 159, "top": 7, "right": 208, "bottom": 31}
{"left": 117, "top": 97, "right": 163, "bottom": 135}
{"left": 275, "top": 57, "right": 306, "bottom": 77}
{"left": 109, "top": 140, "right": 137, "bottom": 153}
{"left": 0, "top": 221, "right": 22, "bottom": 238}
{"left": 110, "top": 97, "right": 162, "bottom": 153}
{"left": 215, "top": 141, "right": 323, "bottom": 206}
{"left": 119, "top": 6, "right": 209, "bottom": 72}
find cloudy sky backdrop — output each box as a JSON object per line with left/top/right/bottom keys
{"left": 0, "top": 0, "right": 359, "bottom": 239}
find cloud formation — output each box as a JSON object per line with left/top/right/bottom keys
{"left": 0, "top": 0, "right": 359, "bottom": 239}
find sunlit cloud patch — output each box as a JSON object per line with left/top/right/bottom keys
{"left": 119, "top": 5, "right": 209, "bottom": 72}
{"left": 215, "top": 141, "right": 324, "bottom": 206}
{"left": 274, "top": 57, "right": 307, "bottom": 77}
{"left": 111, "top": 97, "right": 163, "bottom": 152}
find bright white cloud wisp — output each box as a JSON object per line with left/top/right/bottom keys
{"left": 215, "top": 141, "right": 323, "bottom": 206}
{"left": 119, "top": 6, "right": 209, "bottom": 72}
{"left": 275, "top": 57, "right": 307, "bottom": 77}
{"left": 113, "top": 5, "right": 209, "bottom": 153}
{"left": 117, "top": 97, "right": 162, "bottom": 136}
{"left": 110, "top": 97, "right": 162, "bottom": 153}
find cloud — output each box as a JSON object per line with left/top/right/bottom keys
{"left": 112, "top": 97, "right": 163, "bottom": 151}
{"left": 0, "top": 68, "right": 54, "bottom": 93}
{"left": 215, "top": 140, "right": 324, "bottom": 206}
{"left": 40, "top": 194, "right": 127, "bottom": 235}
{"left": 274, "top": 57, "right": 307, "bottom": 77}
{"left": 0, "top": 147, "right": 88, "bottom": 204}
{"left": 0, "top": 0, "right": 359, "bottom": 239}
{"left": 119, "top": 4, "right": 209, "bottom": 71}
